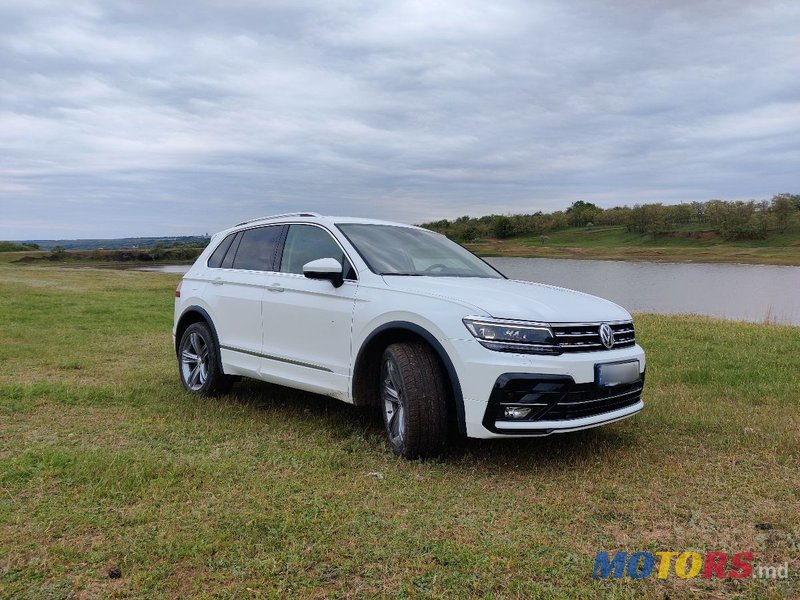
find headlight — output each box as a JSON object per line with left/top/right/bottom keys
{"left": 462, "top": 317, "right": 560, "bottom": 355}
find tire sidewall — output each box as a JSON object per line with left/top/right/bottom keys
{"left": 380, "top": 342, "right": 448, "bottom": 459}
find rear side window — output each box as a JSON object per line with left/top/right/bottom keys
{"left": 231, "top": 226, "right": 283, "bottom": 271}
{"left": 207, "top": 233, "right": 237, "bottom": 268}
{"left": 279, "top": 224, "right": 355, "bottom": 279}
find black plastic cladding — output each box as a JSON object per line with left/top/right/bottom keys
{"left": 482, "top": 372, "right": 645, "bottom": 434}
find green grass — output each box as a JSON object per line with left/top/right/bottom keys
{"left": 466, "top": 225, "right": 800, "bottom": 265}
{"left": 1, "top": 264, "right": 799, "bottom": 598}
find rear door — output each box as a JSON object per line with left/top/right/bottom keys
{"left": 259, "top": 224, "right": 358, "bottom": 399}
{"left": 206, "top": 225, "right": 284, "bottom": 377}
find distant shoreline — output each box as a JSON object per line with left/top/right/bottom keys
{"left": 5, "top": 246, "right": 202, "bottom": 266}
{"left": 467, "top": 241, "right": 800, "bottom": 267}
{"left": 3, "top": 234, "right": 799, "bottom": 268}
{"left": 4, "top": 248, "right": 799, "bottom": 269}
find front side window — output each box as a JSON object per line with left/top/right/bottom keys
{"left": 337, "top": 224, "right": 504, "bottom": 278}
{"left": 279, "top": 225, "right": 355, "bottom": 280}
{"left": 231, "top": 226, "right": 283, "bottom": 271}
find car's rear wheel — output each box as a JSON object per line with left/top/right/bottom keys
{"left": 178, "top": 322, "right": 232, "bottom": 395}
{"left": 381, "top": 342, "right": 448, "bottom": 459}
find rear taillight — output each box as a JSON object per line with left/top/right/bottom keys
{"left": 175, "top": 281, "right": 182, "bottom": 298}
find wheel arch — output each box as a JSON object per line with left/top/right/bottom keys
{"left": 175, "top": 306, "right": 224, "bottom": 370}
{"left": 352, "top": 321, "right": 466, "bottom": 437}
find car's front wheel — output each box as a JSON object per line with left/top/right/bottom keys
{"left": 381, "top": 342, "right": 448, "bottom": 459}
{"left": 178, "top": 322, "right": 232, "bottom": 395}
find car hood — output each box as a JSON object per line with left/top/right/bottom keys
{"left": 381, "top": 276, "right": 631, "bottom": 323}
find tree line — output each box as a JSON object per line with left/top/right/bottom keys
{"left": 0, "top": 241, "right": 41, "bottom": 252}
{"left": 421, "top": 194, "right": 800, "bottom": 242}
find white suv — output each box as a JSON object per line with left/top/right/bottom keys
{"left": 174, "top": 212, "right": 645, "bottom": 458}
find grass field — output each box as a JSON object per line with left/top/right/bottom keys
{"left": 465, "top": 225, "right": 800, "bottom": 266}
{"left": 1, "top": 263, "right": 799, "bottom": 598}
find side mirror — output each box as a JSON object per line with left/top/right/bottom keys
{"left": 303, "top": 257, "right": 344, "bottom": 288}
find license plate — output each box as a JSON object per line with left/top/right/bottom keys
{"left": 595, "top": 360, "right": 641, "bottom": 387}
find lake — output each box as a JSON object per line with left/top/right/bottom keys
{"left": 143, "top": 259, "right": 800, "bottom": 326}
{"left": 486, "top": 257, "right": 800, "bottom": 327}
{"left": 137, "top": 265, "right": 193, "bottom": 274}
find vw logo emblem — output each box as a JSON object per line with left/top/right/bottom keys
{"left": 599, "top": 323, "right": 615, "bottom": 348}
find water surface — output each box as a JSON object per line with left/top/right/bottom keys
{"left": 137, "top": 265, "right": 194, "bottom": 274}
{"left": 486, "top": 257, "right": 800, "bottom": 326}
{"left": 143, "top": 259, "right": 800, "bottom": 326}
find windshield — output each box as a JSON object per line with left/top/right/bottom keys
{"left": 337, "top": 224, "right": 505, "bottom": 278}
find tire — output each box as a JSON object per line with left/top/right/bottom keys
{"left": 380, "top": 342, "right": 448, "bottom": 459}
{"left": 178, "top": 322, "right": 233, "bottom": 395}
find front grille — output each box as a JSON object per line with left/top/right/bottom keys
{"left": 483, "top": 373, "right": 644, "bottom": 433}
{"left": 541, "top": 381, "right": 643, "bottom": 420}
{"left": 552, "top": 321, "right": 635, "bottom": 353}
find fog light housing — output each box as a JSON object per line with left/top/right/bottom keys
{"left": 503, "top": 407, "right": 532, "bottom": 419}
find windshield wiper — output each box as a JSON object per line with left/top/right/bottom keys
{"left": 379, "top": 272, "right": 423, "bottom": 276}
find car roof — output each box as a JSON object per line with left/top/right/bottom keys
{"left": 205, "top": 213, "right": 429, "bottom": 245}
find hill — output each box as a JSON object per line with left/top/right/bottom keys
{"left": 421, "top": 195, "right": 800, "bottom": 265}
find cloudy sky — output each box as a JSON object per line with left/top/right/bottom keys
{"left": 1, "top": 0, "right": 798, "bottom": 239}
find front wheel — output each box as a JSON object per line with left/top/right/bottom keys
{"left": 178, "top": 322, "right": 232, "bottom": 395}
{"left": 381, "top": 342, "right": 448, "bottom": 459}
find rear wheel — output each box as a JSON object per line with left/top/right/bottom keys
{"left": 381, "top": 342, "right": 448, "bottom": 459}
{"left": 178, "top": 322, "right": 233, "bottom": 395}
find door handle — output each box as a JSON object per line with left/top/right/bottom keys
{"left": 212, "top": 277, "right": 224, "bottom": 286}
{"left": 266, "top": 283, "right": 284, "bottom": 292}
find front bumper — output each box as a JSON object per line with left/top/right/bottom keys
{"left": 448, "top": 338, "right": 646, "bottom": 439}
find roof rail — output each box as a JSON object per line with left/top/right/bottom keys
{"left": 235, "top": 212, "right": 322, "bottom": 226}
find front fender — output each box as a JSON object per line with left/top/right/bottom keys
{"left": 352, "top": 317, "right": 467, "bottom": 437}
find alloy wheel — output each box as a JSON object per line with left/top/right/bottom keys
{"left": 381, "top": 356, "right": 405, "bottom": 445}
{"left": 181, "top": 331, "right": 209, "bottom": 391}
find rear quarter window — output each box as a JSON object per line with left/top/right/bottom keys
{"left": 207, "top": 233, "right": 237, "bottom": 268}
